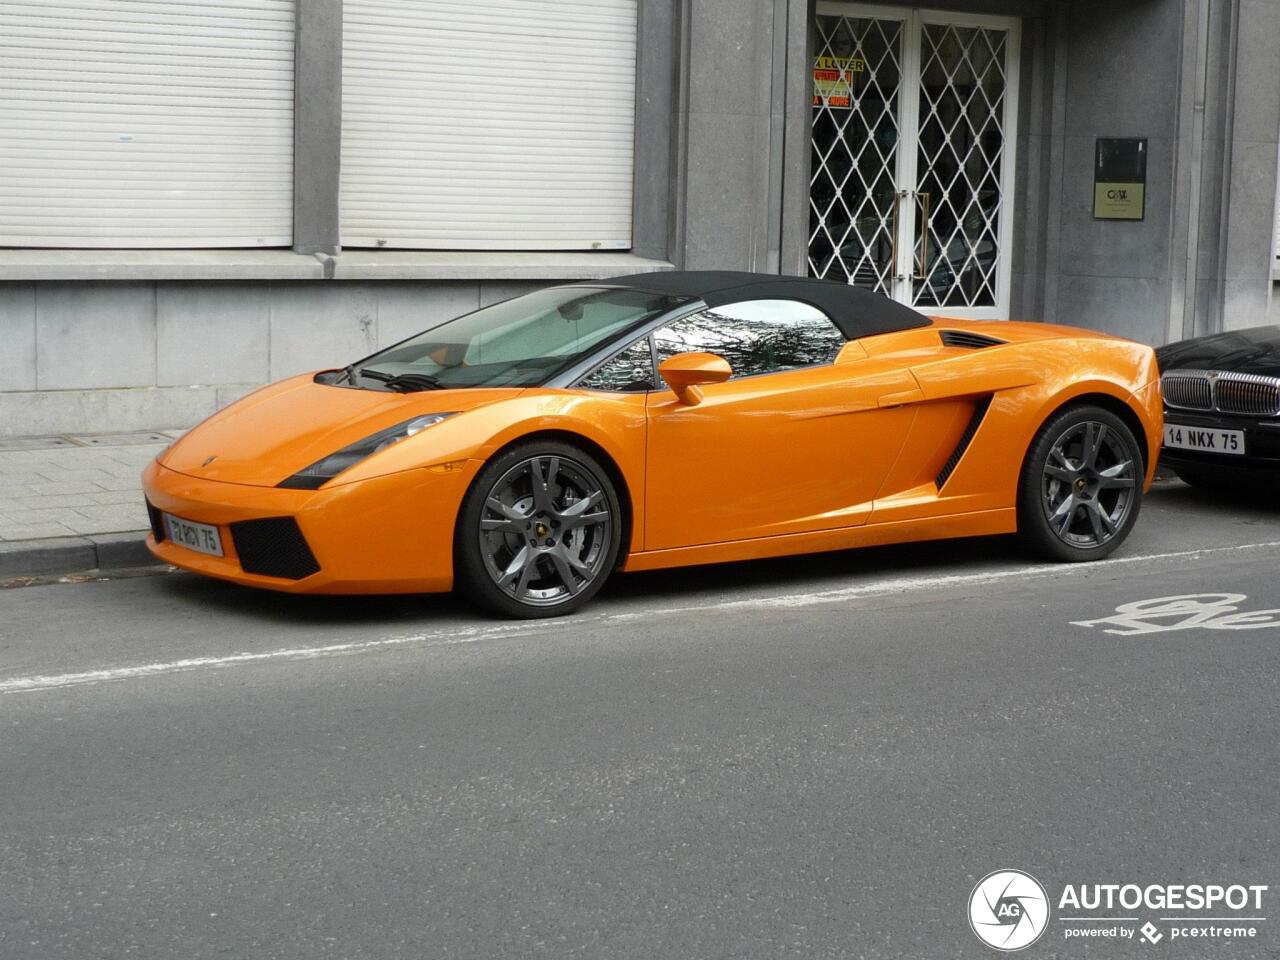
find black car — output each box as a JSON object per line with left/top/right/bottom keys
{"left": 1156, "top": 325, "right": 1280, "bottom": 490}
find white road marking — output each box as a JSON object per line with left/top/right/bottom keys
{"left": 1073, "top": 593, "right": 1280, "bottom": 635}
{"left": 606, "top": 539, "right": 1280, "bottom": 618}
{"left": 5, "top": 539, "right": 1280, "bottom": 695}
{"left": 0, "top": 622, "right": 552, "bottom": 694}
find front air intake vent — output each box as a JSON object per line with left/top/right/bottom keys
{"left": 146, "top": 500, "right": 166, "bottom": 542}
{"left": 229, "top": 517, "right": 320, "bottom": 580}
{"left": 936, "top": 396, "right": 994, "bottom": 490}
{"left": 940, "top": 330, "right": 1006, "bottom": 350}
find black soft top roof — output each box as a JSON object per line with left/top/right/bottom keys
{"left": 594, "top": 270, "right": 931, "bottom": 339}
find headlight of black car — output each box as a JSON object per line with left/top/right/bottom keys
{"left": 278, "top": 413, "right": 456, "bottom": 489}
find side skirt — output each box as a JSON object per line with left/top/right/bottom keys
{"left": 621, "top": 508, "right": 1017, "bottom": 573}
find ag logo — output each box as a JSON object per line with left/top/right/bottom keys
{"left": 968, "top": 870, "right": 1050, "bottom": 951}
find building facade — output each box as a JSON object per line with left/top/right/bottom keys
{"left": 1, "top": 0, "right": 1278, "bottom": 436}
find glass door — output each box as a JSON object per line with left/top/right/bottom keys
{"left": 808, "top": 10, "right": 905, "bottom": 299}
{"left": 809, "top": 5, "right": 1020, "bottom": 319}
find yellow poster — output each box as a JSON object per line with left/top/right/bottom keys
{"left": 812, "top": 55, "right": 864, "bottom": 109}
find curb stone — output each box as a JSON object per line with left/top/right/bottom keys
{"left": 0, "top": 531, "right": 155, "bottom": 579}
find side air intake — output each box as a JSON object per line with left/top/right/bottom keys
{"left": 940, "top": 330, "right": 1006, "bottom": 349}
{"left": 936, "top": 396, "right": 994, "bottom": 490}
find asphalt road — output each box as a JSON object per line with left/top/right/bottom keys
{"left": 2, "top": 478, "right": 1280, "bottom": 959}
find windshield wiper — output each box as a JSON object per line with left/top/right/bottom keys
{"left": 358, "top": 368, "right": 445, "bottom": 392}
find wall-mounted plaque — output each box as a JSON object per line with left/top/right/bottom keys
{"left": 1094, "top": 138, "right": 1147, "bottom": 221}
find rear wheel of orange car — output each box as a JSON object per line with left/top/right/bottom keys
{"left": 1017, "top": 405, "right": 1143, "bottom": 562}
{"left": 454, "top": 441, "right": 623, "bottom": 618}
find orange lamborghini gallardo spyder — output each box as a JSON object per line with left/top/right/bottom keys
{"left": 143, "top": 272, "right": 1163, "bottom": 618}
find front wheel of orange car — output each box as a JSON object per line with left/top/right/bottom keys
{"left": 1017, "top": 405, "right": 1143, "bottom": 562}
{"left": 454, "top": 441, "right": 623, "bottom": 618}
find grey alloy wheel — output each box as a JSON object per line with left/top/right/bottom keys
{"left": 476, "top": 453, "right": 614, "bottom": 609}
{"left": 1039, "top": 419, "right": 1137, "bottom": 548}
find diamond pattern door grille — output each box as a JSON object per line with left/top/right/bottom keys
{"left": 808, "top": 14, "right": 903, "bottom": 295}
{"left": 912, "top": 23, "right": 1009, "bottom": 309}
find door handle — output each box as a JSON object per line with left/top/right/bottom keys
{"left": 890, "top": 190, "right": 903, "bottom": 281}
{"left": 914, "top": 191, "right": 932, "bottom": 281}
{"left": 878, "top": 387, "right": 925, "bottom": 408}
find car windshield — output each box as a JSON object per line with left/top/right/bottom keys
{"left": 349, "top": 286, "right": 689, "bottom": 390}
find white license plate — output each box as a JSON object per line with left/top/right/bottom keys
{"left": 164, "top": 513, "right": 224, "bottom": 557}
{"left": 1163, "top": 423, "right": 1245, "bottom": 456}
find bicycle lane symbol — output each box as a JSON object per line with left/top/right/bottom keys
{"left": 1072, "top": 594, "right": 1280, "bottom": 636}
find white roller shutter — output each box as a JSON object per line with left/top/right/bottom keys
{"left": 342, "top": 0, "right": 637, "bottom": 251}
{"left": 0, "top": 0, "right": 294, "bottom": 248}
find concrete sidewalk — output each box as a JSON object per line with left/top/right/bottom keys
{"left": 0, "top": 431, "right": 179, "bottom": 578}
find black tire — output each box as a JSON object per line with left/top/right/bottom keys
{"left": 1171, "top": 465, "right": 1228, "bottom": 492}
{"left": 453, "top": 440, "right": 623, "bottom": 618}
{"left": 1017, "top": 404, "right": 1144, "bottom": 562}
{"left": 1173, "top": 463, "right": 1263, "bottom": 495}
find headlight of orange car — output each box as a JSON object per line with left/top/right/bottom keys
{"left": 279, "top": 413, "right": 457, "bottom": 490}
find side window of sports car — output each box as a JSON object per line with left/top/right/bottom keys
{"left": 651, "top": 299, "right": 846, "bottom": 380}
{"left": 576, "top": 336, "right": 657, "bottom": 392}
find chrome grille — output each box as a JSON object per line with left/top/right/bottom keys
{"left": 1161, "top": 369, "right": 1280, "bottom": 416}
{"left": 1215, "top": 375, "right": 1280, "bottom": 416}
{"left": 1161, "top": 372, "right": 1213, "bottom": 411}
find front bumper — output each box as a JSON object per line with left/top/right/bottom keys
{"left": 142, "top": 459, "right": 479, "bottom": 594}
{"left": 1160, "top": 408, "right": 1280, "bottom": 473}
